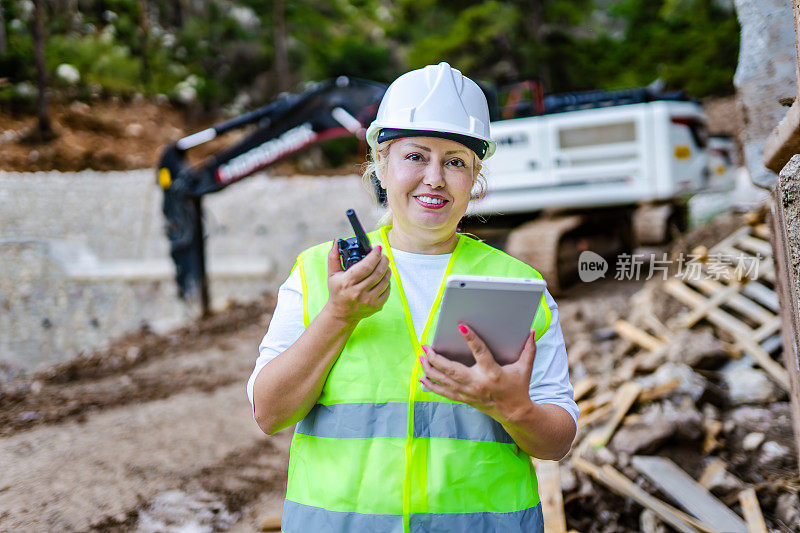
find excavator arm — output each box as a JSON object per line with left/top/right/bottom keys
{"left": 156, "top": 76, "right": 387, "bottom": 313}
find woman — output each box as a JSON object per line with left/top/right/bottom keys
{"left": 248, "top": 62, "right": 577, "bottom": 532}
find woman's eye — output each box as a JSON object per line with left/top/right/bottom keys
{"left": 448, "top": 158, "right": 466, "bottom": 168}
{"left": 406, "top": 153, "right": 424, "bottom": 162}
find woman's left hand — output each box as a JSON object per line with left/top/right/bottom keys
{"left": 419, "top": 324, "right": 536, "bottom": 425}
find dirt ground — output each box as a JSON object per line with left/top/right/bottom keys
{"left": 0, "top": 98, "right": 362, "bottom": 176}
{"left": 0, "top": 298, "right": 288, "bottom": 530}
{"left": 0, "top": 273, "right": 648, "bottom": 531}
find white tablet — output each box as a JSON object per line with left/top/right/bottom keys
{"left": 431, "top": 275, "right": 547, "bottom": 367}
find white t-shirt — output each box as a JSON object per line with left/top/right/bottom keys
{"left": 247, "top": 248, "right": 579, "bottom": 426}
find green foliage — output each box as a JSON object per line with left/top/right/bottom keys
{"left": 407, "top": 1, "right": 519, "bottom": 75}
{"left": 1, "top": 0, "right": 741, "bottom": 110}
{"left": 46, "top": 31, "right": 141, "bottom": 93}
{"left": 601, "top": 0, "right": 740, "bottom": 97}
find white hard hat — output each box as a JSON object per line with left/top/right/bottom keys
{"left": 366, "top": 62, "right": 496, "bottom": 160}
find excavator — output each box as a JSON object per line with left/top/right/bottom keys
{"left": 157, "top": 76, "right": 732, "bottom": 314}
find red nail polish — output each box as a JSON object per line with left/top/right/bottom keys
{"left": 458, "top": 324, "right": 468, "bottom": 335}
{"left": 419, "top": 355, "right": 424, "bottom": 365}
{"left": 421, "top": 345, "right": 429, "bottom": 354}
{"left": 377, "top": 245, "right": 382, "bottom": 252}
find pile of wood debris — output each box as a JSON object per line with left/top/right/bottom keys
{"left": 544, "top": 213, "right": 800, "bottom": 532}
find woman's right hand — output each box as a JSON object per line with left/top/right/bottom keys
{"left": 323, "top": 240, "right": 391, "bottom": 325}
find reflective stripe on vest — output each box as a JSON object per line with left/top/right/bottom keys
{"left": 296, "top": 401, "right": 514, "bottom": 443}
{"left": 284, "top": 226, "right": 551, "bottom": 532}
{"left": 283, "top": 500, "right": 544, "bottom": 533}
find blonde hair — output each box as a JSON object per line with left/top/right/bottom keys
{"left": 361, "top": 140, "right": 487, "bottom": 228}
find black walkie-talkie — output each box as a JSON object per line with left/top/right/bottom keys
{"left": 338, "top": 209, "right": 373, "bottom": 270}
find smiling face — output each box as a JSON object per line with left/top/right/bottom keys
{"left": 378, "top": 137, "right": 480, "bottom": 254}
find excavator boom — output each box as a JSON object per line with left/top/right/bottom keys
{"left": 157, "top": 77, "right": 386, "bottom": 313}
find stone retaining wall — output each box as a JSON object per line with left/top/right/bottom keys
{"left": 0, "top": 170, "right": 379, "bottom": 373}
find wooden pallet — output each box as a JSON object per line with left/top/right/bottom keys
{"left": 662, "top": 224, "right": 790, "bottom": 390}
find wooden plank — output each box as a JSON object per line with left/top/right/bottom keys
{"left": 572, "top": 376, "right": 595, "bottom": 402}
{"left": 644, "top": 313, "right": 672, "bottom": 342}
{"left": 763, "top": 98, "right": 800, "bottom": 173}
{"left": 260, "top": 515, "right": 282, "bottom": 531}
{"left": 578, "top": 402, "right": 613, "bottom": 430}
{"left": 631, "top": 456, "right": 747, "bottom": 533}
{"left": 752, "top": 316, "right": 782, "bottom": 343}
{"left": 685, "top": 277, "right": 776, "bottom": 325}
{"left": 577, "top": 391, "right": 614, "bottom": 416}
{"left": 697, "top": 458, "right": 728, "bottom": 489}
{"left": 639, "top": 378, "right": 681, "bottom": 403}
{"left": 770, "top": 174, "right": 800, "bottom": 471}
{"left": 752, "top": 224, "right": 770, "bottom": 241}
{"left": 613, "top": 319, "right": 663, "bottom": 352}
{"left": 713, "top": 246, "right": 775, "bottom": 284}
{"left": 740, "top": 283, "right": 780, "bottom": 314}
{"left": 571, "top": 455, "right": 711, "bottom": 533}
{"left": 585, "top": 382, "right": 642, "bottom": 449}
{"left": 708, "top": 227, "right": 751, "bottom": 253}
{"left": 737, "top": 235, "right": 773, "bottom": 258}
{"left": 533, "top": 459, "right": 567, "bottom": 533}
{"left": 702, "top": 419, "right": 723, "bottom": 454}
{"left": 663, "top": 280, "right": 791, "bottom": 389}
{"left": 738, "top": 488, "right": 768, "bottom": 533}
{"left": 682, "top": 282, "right": 741, "bottom": 327}
{"left": 600, "top": 465, "right": 720, "bottom": 533}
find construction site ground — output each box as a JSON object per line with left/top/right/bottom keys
{"left": 3, "top": 211, "right": 798, "bottom": 531}
{"left": 0, "top": 271, "right": 646, "bottom": 531}
{"left": 2, "top": 97, "right": 799, "bottom": 531}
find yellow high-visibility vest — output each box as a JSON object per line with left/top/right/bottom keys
{"left": 283, "top": 225, "right": 551, "bottom": 532}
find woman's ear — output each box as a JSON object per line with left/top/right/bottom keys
{"left": 376, "top": 146, "right": 389, "bottom": 189}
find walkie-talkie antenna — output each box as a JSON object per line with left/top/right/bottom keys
{"left": 346, "top": 209, "right": 372, "bottom": 253}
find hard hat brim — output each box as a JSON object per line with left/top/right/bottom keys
{"left": 375, "top": 128, "right": 491, "bottom": 160}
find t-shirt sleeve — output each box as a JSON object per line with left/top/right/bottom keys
{"left": 528, "top": 289, "right": 579, "bottom": 427}
{"left": 246, "top": 267, "right": 305, "bottom": 417}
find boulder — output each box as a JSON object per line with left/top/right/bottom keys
{"left": 722, "top": 366, "right": 781, "bottom": 405}
{"left": 610, "top": 402, "right": 703, "bottom": 455}
{"left": 733, "top": 0, "right": 797, "bottom": 188}
{"left": 636, "top": 363, "right": 707, "bottom": 402}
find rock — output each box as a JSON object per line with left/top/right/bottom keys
{"left": 666, "top": 327, "right": 728, "bottom": 369}
{"left": 560, "top": 465, "right": 577, "bottom": 493}
{"left": 636, "top": 362, "right": 707, "bottom": 402}
{"left": 758, "top": 440, "right": 791, "bottom": 467}
{"left": 775, "top": 493, "right": 800, "bottom": 529}
{"left": 610, "top": 401, "right": 703, "bottom": 455}
{"left": 722, "top": 366, "right": 780, "bottom": 405}
{"left": 55, "top": 64, "right": 80, "bottom": 85}
{"left": 125, "top": 123, "right": 144, "bottom": 138}
{"left": 742, "top": 432, "right": 765, "bottom": 451}
{"left": 594, "top": 446, "right": 616, "bottom": 465}
{"left": 136, "top": 489, "right": 239, "bottom": 532}
{"left": 592, "top": 327, "right": 617, "bottom": 341}
{"left": 733, "top": 0, "right": 797, "bottom": 188}
{"left": 727, "top": 406, "right": 774, "bottom": 432}
{"left": 700, "top": 463, "right": 743, "bottom": 495}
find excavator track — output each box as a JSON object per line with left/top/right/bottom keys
{"left": 505, "top": 209, "right": 635, "bottom": 294}
{"left": 505, "top": 215, "right": 583, "bottom": 293}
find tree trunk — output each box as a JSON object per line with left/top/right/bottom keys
{"left": 32, "top": 0, "right": 53, "bottom": 140}
{"left": 527, "top": 0, "right": 551, "bottom": 91}
{"left": 273, "top": 0, "right": 290, "bottom": 93}
{"left": 138, "top": 0, "right": 150, "bottom": 86}
{"left": 0, "top": 0, "right": 7, "bottom": 55}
